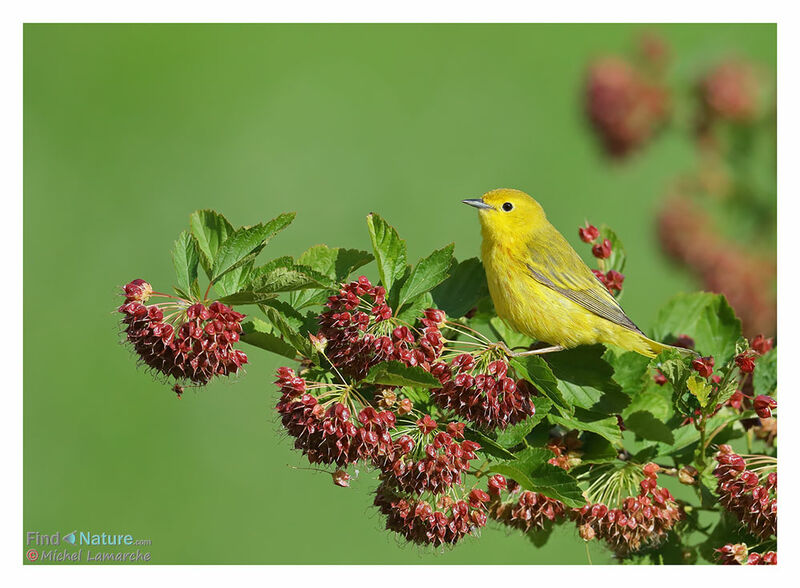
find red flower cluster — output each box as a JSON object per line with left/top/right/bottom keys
{"left": 585, "top": 57, "right": 670, "bottom": 157}
{"left": 317, "top": 278, "right": 444, "bottom": 379}
{"left": 716, "top": 543, "right": 777, "bottom": 565}
{"left": 275, "top": 368, "right": 396, "bottom": 466}
{"left": 486, "top": 475, "right": 567, "bottom": 533}
{"left": 118, "top": 280, "right": 247, "bottom": 387}
{"left": 570, "top": 464, "right": 683, "bottom": 556}
{"left": 713, "top": 445, "right": 777, "bottom": 539}
{"left": 698, "top": 60, "right": 761, "bottom": 124}
{"left": 657, "top": 196, "right": 776, "bottom": 338}
{"left": 374, "top": 482, "right": 489, "bottom": 547}
{"left": 430, "top": 356, "right": 535, "bottom": 430}
{"left": 377, "top": 421, "right": 481, "bottom": 495}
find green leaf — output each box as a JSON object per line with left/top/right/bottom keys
{"left": 366, "top": 213, "right": 407, "bottom": 294}
{"left": 171, "top": 231, "right": 200, "bottom": 296}
{"left": 290, "top": 245, "right": 373, "bottom": 309}
{"left": 623, "top": 411, "right": 675, "bottom": 444}
{"left": 264, "top": 306, "right": 316, "bottom": 361}
{"left": 605, "top": 348, "right": 650, "bottom": 397}
{"left": 189, "top": 209, "right": 235, "bottom": 278}
{"left": 580, "top": 433, "right": 619, "bottom": 464}
{"left": 215, "top": 260, "right": 254, "bottom": 297}
{"left": 363, "top": 361, "right": 441, "bottom": 388}
{"left": 753, "top": 349, "right": 777, "bottom": 397}
{"left": 464, "top": 428, "right": 517, "bottom": 461}
{"left": 598, "top": 225, "right": 626, "bottom": 274}
{"left": 622, "top": 381, "right": 674, "bottom": 421}
{"left": 250, "top": 262, "right": 335, "bottom": 293}
{"left": 430, "top": 257, "right": 489, "bottom": 318}
{"left": 687, "top": 375, "right": 712, "bottom": 408}
{"left": 395, "top": 292, "right": 434, "bottom": 324}
{"left": 655, "top": 348, "right": 694, "bottom": 414}
{"left": 511, "top": 356, "right": 568, "bottom": 410}
{"left": 490, "top": 449, "right": 585, "bottom": 507}
{"left": 494, "top": 396, "right": 552, "bottom": 448}
{"left": 211, "top": 212, "right": 295, "bottom": 283}
{"left": 217, "top": 289, "right": 278, "bottom": 306}
{"left": 546, "top": 345, "right": 629, "bottom": 414}
{"left": 240, "top": 318, "right": 298, "bottom": 360}
{"left": 398, "top": 244, "right": 455, "bottom": 309}
{"left": 653, "top": 293, "right": 743, "bottom": 364}
{"left": 549, "top": 408, "right": 622, "bottom": 444}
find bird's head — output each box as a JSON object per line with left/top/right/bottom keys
{"left": 462, "top": 188, "right": 547, "bottom": 241}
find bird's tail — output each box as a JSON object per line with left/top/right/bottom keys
{"left": 630, "top": 333, "right": 698, "bottom": 359}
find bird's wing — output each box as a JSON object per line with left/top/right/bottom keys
{"left": 524, "top": 231, "right": 643, "bottom": 334}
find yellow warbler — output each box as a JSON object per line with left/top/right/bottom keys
{"left": 463, "top": 188, "right": 671, "bottom": 358}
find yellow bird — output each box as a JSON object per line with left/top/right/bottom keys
{"left": 463, "top": 188, "right": 671, "bottom": 358}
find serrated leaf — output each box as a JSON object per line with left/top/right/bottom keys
{"left": 395, "top": 292, "right": 433, "bottom": 323}
{"left": 430, "top": 257, "right": 489, "bottom": 318}
{"left": 753, "top": 349, "right": 777, "bottom": 397}
{"left": 211, "top": 212, "right": 295, "bottom": 283}
{"left": 623, "top": 411, "right": 675, "bottom": 444}
{"left": 290, "top": 245, "right": 374, "bottom": 308}
{"left": 171, "top": 231, "right": 200, "bottom": 296}
{"left": 653, "top": 293, "right": 743, "bottom": 364}
{"left": 511, "top": 356, "right": 568, "bottom": 410}
{"left": 366, "top": 213, "right": 407, "bottom": 294}
{"left": 240, "top": 318, "right": 298, "bottom": 360}
{"left": 546, "top": 345, "right": 629, "bottom": 414}
{"left": 190, "top": 209, "right": 234, "bottom": 277}
{"left": 549, "top": 408, "right": 622, "bottom": 444}
{"left": 687, "top": 375, "right": 712, "bottom": 408}
{"left": 580, "top": 433, "right": 619, "bottom": 464}
{"left": 494, "top": 397, "right": 552, "bottom": 448}
{"left": 264, "top": 306, "right": 316, "bottom": 361}
{"left": 490, "top": 452, "right": 585, "bottom": 507}
{"left": 398, "top": 244, "right": 455, "bottom": 309}
{"left": 363, "top": 361, "right": 441, "bottom": 388}
{"left": 605, "top": 348, "right": 650, "bottom": 396}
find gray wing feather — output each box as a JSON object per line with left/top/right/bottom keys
{"left": 526, "top": 263, "right": 643, "bottom": 334}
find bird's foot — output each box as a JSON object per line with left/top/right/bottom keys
{"left": 510, "top": 345, "right": 565, "bottom": 357}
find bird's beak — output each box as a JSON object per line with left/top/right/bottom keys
{"left": 462, "top": 198, "right": 494, "bottom": 210}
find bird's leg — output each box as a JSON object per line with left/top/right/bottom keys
{"left": 489, "top": 341, "right": 515, "bottom": 357}
{"left": 511, "top": 345, "right": 565, "bottom": 357}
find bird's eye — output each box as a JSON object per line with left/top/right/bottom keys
{"left": 502, "top": 202, "right": 514, "bottom": 212}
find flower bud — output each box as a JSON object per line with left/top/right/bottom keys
{"left": 678, "top": 466, "right": 698, "bottom": 485}
{"left": 332, "top": 470, "right": 351, "bottom": 487}
{"left": 591, "top": 238, "right": 612, "bottom": 259}
{"left": 735, "top": 352, "right": 756, "bottom": 374}
{"left": 579, "top": 224, "right": 600, "bottom": 243}
{"left": 754, "top": 395, "right": 777, "bottom": 419}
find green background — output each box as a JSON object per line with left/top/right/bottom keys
{"left": 24, "top": 24, "right": 775, "bottom": 564}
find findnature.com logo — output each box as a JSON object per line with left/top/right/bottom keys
{"left": 25, "top": 530, "right": 153, "bottom": 563}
